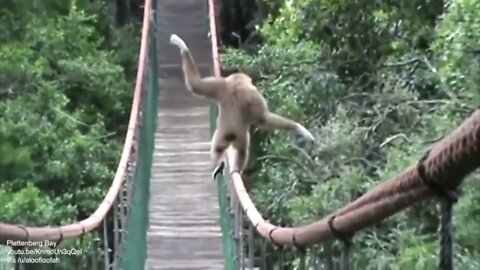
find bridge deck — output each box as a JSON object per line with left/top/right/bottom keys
{"left": 146, "top": 0, "right": 224, "bottom": 269}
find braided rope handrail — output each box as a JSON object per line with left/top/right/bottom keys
{"left": 228, "top": 109, "right": 479, "bottom": 247}
{"left": 225, "top": 106, "right": 479, "bottom": 246}
{"left": 0, "top": 0, "right": 153, "bottom": 245}
{"left": 208, "top": 0, "right": 480, "bottom": 245}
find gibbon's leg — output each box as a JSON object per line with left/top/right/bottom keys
{"left": 170, "top": 34, "right": 225, "bottom": 99}
{"left": 210, "top": 129, "right": 231, "bottom": 179}
{"left": 230, "top": 132, "right": 250, "bottom": 174}
{"left": 259, "top": 112, "right": 315, "bottom": 142}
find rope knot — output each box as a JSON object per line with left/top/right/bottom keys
{"left": 417, "top": 149, "right": 459, "bottom": 203}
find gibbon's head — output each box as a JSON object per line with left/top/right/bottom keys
{"left": 227, "top": 73, "right": 252, "bottom": 84}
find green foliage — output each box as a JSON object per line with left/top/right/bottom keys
{"left": 222, "top": 0, "right": 480, "bottom": 268}
{"left": 433, "top": 0, "right": 480, "bottom": 105}
{"left": 0, "top": 1, "right": 139, "bottom": 268}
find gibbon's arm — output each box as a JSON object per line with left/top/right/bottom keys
{"left": 260, "top": 112, "right": 315, "bottom": 142}
{"left": 170, "top": 34, "right": 225, "bottom": 99}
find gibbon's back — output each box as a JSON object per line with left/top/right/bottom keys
{"left": 222, "top": 73, "right": 268, "bottom": 123}
{"left": 226, "top": 73, "right": 252, "bottom": 84}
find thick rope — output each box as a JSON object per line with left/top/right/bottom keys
{"left": 417, "top": 149, "right": 458, "bottom": 201}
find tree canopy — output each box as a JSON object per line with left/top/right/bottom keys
{"left": 221, "top": 0, "right": 479, "bottom": 268}
{"left": 0, "top": 1, "right": 140, "bottom": 268}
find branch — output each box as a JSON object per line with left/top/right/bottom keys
{"left": 53, "top": 107, "right": 89, "bottom": 127}
{"left": 82, "top": 132, "right": 117, "bottom": 140}
{"left": 344, "top": 157, "right": 381, "bottom": 171}
{"left": 381, "top": 57, "right": 420, "bottom": 67}
{"left": 257, "top": 154, "right": 316, "bottom": 179}
{"left": 379, "top": 133, "right": 410, "bottom": 148}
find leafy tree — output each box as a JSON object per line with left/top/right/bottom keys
{"left": 0, "top": 1, "right": 140, "bottom": 268}
{"left": 221, "top": 0, "right": 480, "bottom": 268}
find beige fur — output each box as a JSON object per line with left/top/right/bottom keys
{"left": 169, "top": 34, "right": 315, "bottom": 175}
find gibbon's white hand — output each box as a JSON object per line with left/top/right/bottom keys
{"left": 295, "top": 123, "right": 315, "bottom": 142}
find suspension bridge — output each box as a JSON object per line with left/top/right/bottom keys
{"left": 0, "top": 0, "right": 479, "bottom": 269}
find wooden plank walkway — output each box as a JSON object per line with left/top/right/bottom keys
{"left": 146, "top": 0, "right": 224, "bottom": 269}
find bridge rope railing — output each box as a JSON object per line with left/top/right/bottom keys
{"left": 0, "top": 0, "right": 158, "bottom": 269}
{"left": 207, "top": 1, "right": 480, "bottom": 270}
{"left": 224, "top": 110, "right": 479, "bottom": 269}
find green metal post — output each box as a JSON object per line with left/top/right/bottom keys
{"left": 121, "top": 1, "right": 159, "bottom": 268}
{"left": 210, "top": 104, "right": 237, "bottom": 270}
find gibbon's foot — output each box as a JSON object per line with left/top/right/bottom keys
{"left": 169, "top": 34, "right": 188, "bottom": 52}
{"left": 211, "top": 161, "right": 225, "bottom": 180}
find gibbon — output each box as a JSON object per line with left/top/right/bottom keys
{"left": 169, "top": 34, "right": 315, "bottom": 178}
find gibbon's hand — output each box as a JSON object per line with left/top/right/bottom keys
{"left": 293, "top": 123, "right": 315, "bottom": 152}
{"left": 295, "top": 133, "right": 315, "bottom": 149}
{"left": 170, "top": 34, "right": 188, "bottom": 52}
{"left": 295, "top": 123, "right": 315, "bottom": 142}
